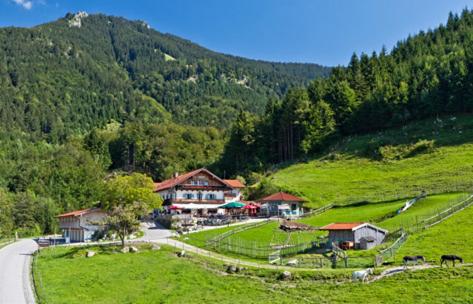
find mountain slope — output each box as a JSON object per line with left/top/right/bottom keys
{"left": 218, "top": 9, "right": 473, "bottom": 176}
{"left": 267, "top": 114, "right": 473, "bottom": 207}
{"left": 0, "top": 12, "right": 329, "bottom": 138}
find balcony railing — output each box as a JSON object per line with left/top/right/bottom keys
{"left": 168, "top": 199, "right": 225, "bottom": 204}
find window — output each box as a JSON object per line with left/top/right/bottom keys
{"left": 197, "top": 192, "right": 203, "bottom": 200}
{"left": 184, "top": 193, "right": 194, "bottom": 199}
{"left": 207, "top": 193, "right": 216, "bottom": 200}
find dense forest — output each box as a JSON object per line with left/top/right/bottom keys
{"left": 0, "top": 12, "right": 328, "bottom": 135}
{"left": 0, "top": 12, "right": 328, "bottom": 237}
{"left": 219, "top": 9, "right": 473, "bottom": 175}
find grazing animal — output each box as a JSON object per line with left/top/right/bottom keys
{"left": 286, "top": 259, "right": 298, "bottom": 266}
{"left": 352, "top": 268, "right": 373, "bottom": 282}
{"left": 403, "top": 255, "right": 426, "bottom": 266}
{"left": 441, "top": 255, "right": 463, "bottom": 267}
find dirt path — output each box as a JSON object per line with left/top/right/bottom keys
{"left": 153, "top": 238, "right": 318, "bottom": 271}
{"left": 368, "top": 263, "right": 473, "bottom": 283}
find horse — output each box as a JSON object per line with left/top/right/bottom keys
{"left": 352, "top": 268, "right": 373, "bottom": 282}
{"left": 440, "top": 255, "right": 463, "bottom": 267}
{"left": 403, "top": 255, "right": 426, "bottom": 267}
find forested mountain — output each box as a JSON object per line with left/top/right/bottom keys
{"left": 0, "top": 12, "right": 328, "bottom": 237}
{"left": 0, "top": 12, "right": 329, "bottom": 137}
{"left": 219, "top": 9, "right": 473, "bottom": 175}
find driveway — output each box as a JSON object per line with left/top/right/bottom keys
{"left": 0, "top": 239, "right": 38, "bottom": 304}
{"left": 140, "top": 221, "right": 175, "bottom": 241}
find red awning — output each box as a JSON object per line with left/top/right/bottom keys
{"left": 243, "top": 204, "right": 257, "bottom": 209}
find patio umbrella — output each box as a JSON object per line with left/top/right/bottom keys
{"left": 169, "top": 205, "right": 181, "bottom": 210}
{"left": 243, "top": 204, "right": 257, "bottom": 209}
{"left": 220, "top": 202, "right": 245, "bottom": 209}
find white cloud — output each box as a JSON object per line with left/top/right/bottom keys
{"left": 12, "top": 0, "right": 34, "bottom": 10}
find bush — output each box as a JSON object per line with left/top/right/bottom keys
{"left": 247, "top": 177, "right": 280, "bottom": 200}
{"left": 377, "top": 140, "right": 435, "bottom": 161}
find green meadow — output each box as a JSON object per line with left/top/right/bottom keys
{"left": 378, "top": 192, "right": 468, "bottom": 231}
{"left": 397, "top": 203, "right": 473, "bottom": 263}
{"left": 270, "top": 115, "right": 473, "bottom": 208}
{"left": 34, "top": 244, "right": 473, "bottom": 304}
{"left": 181, "top": 192, "right": 467, "bottom": 268}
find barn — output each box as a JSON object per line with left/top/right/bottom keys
{"left": 320, "top": 222, "right": 388, "bottom": 250}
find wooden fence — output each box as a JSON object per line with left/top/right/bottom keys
{"left": 374, "top": 229, "right": 408, "bottom": 266}
{"left": 421, "top": 194, "right": 473, "bottom": 229}
{"left": 300, "top": 204, "right": 333, "bottom": 218}
{"left": 374, "top": 194, "right": 473, "bottom": 266}
{"left": 330, "top": 181, "right": 473, "bottom": 207}
{"left": 206, "top": 220, "right": 271, "bottom": 245}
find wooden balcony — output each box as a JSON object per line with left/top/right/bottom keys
{"left": 168, "top": 198, "right": 225, "bottom": 204}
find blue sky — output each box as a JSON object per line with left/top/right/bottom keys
{"left": 1, "top": 0, "right": 473, "bottom": 66}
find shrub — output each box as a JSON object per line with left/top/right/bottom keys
{"left": 377, "top": 140, "right": 435, "bottom": 161}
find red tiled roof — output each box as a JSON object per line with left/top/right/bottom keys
{"left": 57, "top": 208, "right": 103, "bottom": 218}
{"left": 154, "top": 168, "right": 236, "bottom": 192}
{"left": 154, "top": 168, "right": 202, "bottom": 192}
{"left": 319, "top": 223, "right": 365, "bottom": 231}
{"left": 259, "top": 192, "right": 305, "bottom": 202}
{"left": 223, "top": 179, "right": 245, "bottom": 188}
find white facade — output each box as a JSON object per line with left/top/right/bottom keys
{"left": 158, "top": 188, "right": 242, "bottom": 204}
{"left": 58, "top": 209, "right": 107, "bottom": 243}
{"left": 224, "top": 189, "right": 242, "bottom": 203}
{"left": 175, "top": 189, "right": 225, "bottom": 200}
{"left": 154, "top": 169, "right": 246, "bottom": 213}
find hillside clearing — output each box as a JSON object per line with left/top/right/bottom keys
{"left": 270, "top": 115, "right": 473, "bottom": 208}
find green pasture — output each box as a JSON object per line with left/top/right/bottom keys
{"left": 180, "top": 192, "right": 470, "bottom": 264}
{"left": 397, "top": 204, "right": 473, "bottom": 264}
{"left": 271, "top": 115, "right": 473, "bottom": 208}
{"left": 378, "top": 192, "right": 468, "bottom": 231}
{"left": 34, "top": 244, "right": 473, "bottom": 304}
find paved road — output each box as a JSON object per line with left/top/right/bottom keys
{"left": 0, "top": 239, "right": 38, "bottom": 304}
{"left": 139, "top": 218, "right": 268, "bottom": 240}
{"left": 140, "top": 222, "right": 175, "bottom": 241}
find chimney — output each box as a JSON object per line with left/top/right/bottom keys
{"left": 173, "top": 172, "right": 179, "bottom": 179}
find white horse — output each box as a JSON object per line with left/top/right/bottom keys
{"left": 352, "top": 268, "right": 373, "bottom": 282}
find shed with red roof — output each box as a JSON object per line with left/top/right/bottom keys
{"left": 320, "top": 222, "right": 388, "bottom": 250}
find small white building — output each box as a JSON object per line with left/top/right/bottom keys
{"left": 258, "top": 192, "right": 305, "bottom": 217}
{"left": 58, "top": 208, "right": 107, "bottom": 243}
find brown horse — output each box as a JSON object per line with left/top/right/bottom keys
{"left": 440, "top": 255, "right": 463, "bottom": 267}
{"left": 403, "top": 255, "right": 425, "bottom": 266}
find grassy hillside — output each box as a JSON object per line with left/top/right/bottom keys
{"left": 35, "top": 244, "right": 473, "bottom": 304}
{"left": 181, "top": 193, "right": 467, "bottom": 261}
{"left": 270, "top": 114, "right": 473, "bottom": 208}
{"left": 397, "top": 203, "right": 473, "bottom": 263}
{"left": 301, "top": 192, "right": 467, "bottom": 231}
